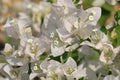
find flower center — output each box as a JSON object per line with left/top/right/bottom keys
{"left": 10, "top": 19, "right": 17, "bottom": 26}
{"left": 66, "top": 67, "right": 74, "bottom": 75}
{"left": 30, "top": 43, "right": 39, "bottom": 54}
{"left": 54, "top": 38, "right": 59, "bottom": 46}
{"left": 104, "top": 49, "right": 113, "bottom": 61}
{"left": 47, "top": 71, "right": 58, "bottom": 80}
{"left": 50, "top": 32, "right": 55, "bottom": 38}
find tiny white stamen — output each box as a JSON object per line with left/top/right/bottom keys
{"left": 54, "top": 39, "right": 59, "bottom": 45}
{"left": 10, "top": 19, "right": 17, "bottom": 26}
{"left": 34, "top": 65, "right": 38, "bottom": 70}
{"left": 50, "top": 32, "right": 55, "bottom": 38}
{"left": 92, "top": 29, "right": 97, "bottom": 32}
{"left": 27, "top": 39, "right": 33, "bottom": 43}
{"left": 10, "top": 19, "right": 15, "bottom": 23}
{"left": 89, "top": 15, "right": 94, "bottom": 21}
{"left": 91, "top": 10, "right": 96, "bottom": 15}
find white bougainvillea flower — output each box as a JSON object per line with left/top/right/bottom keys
{"left": 62, "top": 57, "right": 87, "bottom": 80}
{"left": 77, "top": 24, "right": 97, "bottom": 39}
{"left": 78, "top": 45, "right": 101, "bottom": 72}
{"left": 87, "top": 60, "right": 102, "bottom": 72}
{"left": 78, "top": 45, "right": 99, "bottom": 56}
{"left": 84, "top": 67, "right": 98, "bottom": 80}
{"left": 56, "top": 27, "right": 74, "bottom": 44}
{"left": 6, "top": 56, "right": 27, "bottom": 66}
{"left": 78, "top": 7, "right": 101, "bottom": 29}
{"left": 4, "top": 17, "right": 20, "bottom": 39}
{"left": 18, "top": 73, "right": 29, "bottom": 80}
{"left": 31, "top": 1, "right": 51, "bottom": 35}
{"left": 23, "top": 36, "right": 46, "bottom": 61}
{"left": 17, "top": 61, "right": 44, "bottom": 80}
{"left": 3, "top": 43, "right": 28, "bottom": 66}
{"left": 57, "top": 0, "right": 75, "bottom": 8}
{"left": 3, "top": 64, "right": 19, "bottom": 80}
{"left": 100, "top": 43, "right": 120, "bottom": 64}
{"left": 3, "top": 43, "right": 13, "bottom": 56}
{"left": 29, "top": 73, "right": 39, "bottom": 80}
{"left": 29, "top": 72, "right": 46, "bottom": 80}
{"left": 3, "top": 0, "right": 120, "bottom": 79}
{"left": 85, "top": 7, "right": 101, "bottom": 26}
{"left": 40, "top": 59, "right": 63, "bottom": 80}
{"left": 60, "top": 7, "right": 102, "bottom": 39}
{"left": 56, "top": 0, "right": 76, "bottom": 14}
{"left": 103, "top": 75, "right": 120, "bottom": 80}
{"left": 4, "top": 17, "right": 32, "bottom": 39}
{"left": 42, "top": 8, "right": 63, "bottom": 40}
{"left": 81, "top": 29, "right": 110, "bottom": 50}
{"left": 17, "top": 18, "right": 32, "bottom": 36}
{"left": 51, "top": 44, "right": 66, "bottom": 57}
{"left": 20, "top": 34, "right": 50, "bottom": 59}
{"left": 42, "top": 8, "right": 69, "bottom": 57}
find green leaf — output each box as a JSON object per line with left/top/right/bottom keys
{"left": 50, "top": 52, "right": 68, "bottom": 63}
{"left": 73, "top": 0, "right": 80, "bottom": 4}
{"left": 67, "top": 50, "right": 79, "bottom": 62}
{"left": 114, "top": 10, "right": 120, "bottom": 22}
{"left": 100, "top": 26, "right": 107, "bottom": 34}
{"left": 102, "top": 3, "right": 114, "bottom": 11}
{"left": 39, "top": 52, "right": 48, "bottom": 60}
{"left": 98, "top": 8, "right": 110, "bottom": 26}
{"left": 50, "top": 50, "right": 79, "bottom": 63}
{"left": 49, "top": 55, "right": 61, "bottom": 62}
{"left": 6, "top": 36, "right": 12, "bottom": 43}
{"left": 115, "top": 25, "right": 120, "bottom": 45}
{"left": 28, "top": 62, "right": 32, "bottom": 74}
{"left": 90, "top": 53, "right": 99, "bottom": 60}
{"left": 79, "top": 77, "right": 84, "bottom": 80}
{"left": 82, "top": 0, "right": 94, "bottom": 9}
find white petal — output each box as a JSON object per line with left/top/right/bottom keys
{"left": 64, "top": 57, "right": 77, "bottom": 69}
{"left": 86, "top": 7, "right": 101, "bottom": 25}
{"left": 72, "top": 68, "right": 87, "bottom": 79}
{"left": 103, "top": 75, "right": 116, "bottom": 80}
{"left": 3, "top": 65, "right": 13, "bottom": 79}
{"left": 51, "top": 45, "right": 65, "bottom": 57}
{"left": 29, "top": 73, "right": 39, "bottom": 80}
{"left": 4, "top": 17, "right": 20, "bottom": 39}
{"left": 63, "top": 19, "right": 73, "bottom": 33}
{"left": 65, "top": 43, "right": 79, "bottom": 52}
{"left": 40, "top": 59, "right": 49, "bottom": 72}
{"left": 20, "top": 73, "right": 29, "bottom": 80}
{"left": 6, "top": 56, "right": 26, "bottom": 66}
{"left": 78, "top": 45, "right": 97, "bottom": 55}
{"left": 86, "top": 67, "right": 97, "bottom": 80}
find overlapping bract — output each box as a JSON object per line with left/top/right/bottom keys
{"left": 0, "top": 0, "right": 120, "bottom": 80}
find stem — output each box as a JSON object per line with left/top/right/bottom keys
{"left": 60, "top": 56, "right": 64, "bottom": 63}
{"left": 28, "top": 62, "right": 32, "bottom": 75}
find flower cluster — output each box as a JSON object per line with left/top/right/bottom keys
{"left": 0, "top": 0, "right": 120, "bottom": 80}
